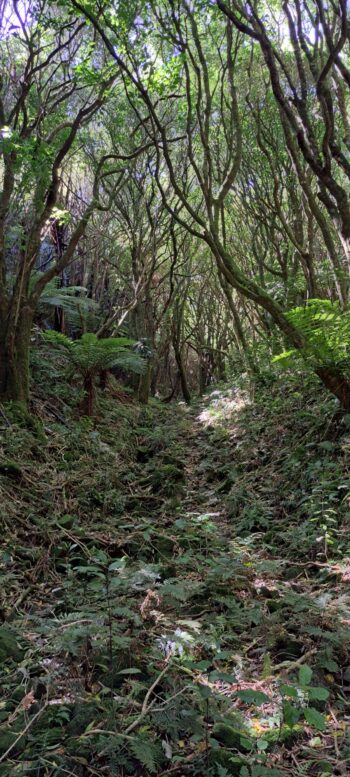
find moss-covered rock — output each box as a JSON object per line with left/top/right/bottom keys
{"left": 212, "top": 722, "right": 253, "bottom": 751}
{"left": 263, "top": 724, "right": 304, "bottom": 746}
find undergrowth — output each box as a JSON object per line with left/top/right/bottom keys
{"left": 0, "top": 352, "right": 350, "bottom": 776}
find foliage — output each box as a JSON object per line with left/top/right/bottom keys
{"left": 43, "top": 331, "right": 146, "bottom": 414}
{"left": 273, "top": 300, "right": 350, "bottom": 372}
{"left": 36, "top": 277, "right": 99, "bottom": 331}
{"left": 44, "top": 331, "right": 144, "bottom": 375}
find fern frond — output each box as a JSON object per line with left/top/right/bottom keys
{"left": 43, "top": 330, "right": 73, "bottom": 349}
{"left": 43, "top": 331, "right": 146, "bottom": 376}
{"left": 273, "top": 299, "right": 350, "bottom": 372}
{"left": 130, "top": 737, "right": 163, "bottom": 774}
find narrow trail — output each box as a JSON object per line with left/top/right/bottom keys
{"left": 182, "top": 405, "right": 226, "bottom": 525}
{"left": 1, "top": 388, "right": 349, "bottom": 775}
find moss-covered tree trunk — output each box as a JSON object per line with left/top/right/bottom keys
{"left": 0, "top": 311, "right": 32, "bottom": 406}
{"left": 138, "top": 362, "right": 152, "bottom": 405}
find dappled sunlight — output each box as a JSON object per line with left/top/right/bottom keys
{"left": 197, "top": 388, "right": 250, "bottom": 428}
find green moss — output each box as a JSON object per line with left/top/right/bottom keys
{"left": 0, "top": 628, "right": 25, "bottom": 663}
{"left": 263, "top": 724, "right": 304, "bottom": 746}
{"left": 209, "top": 747, "right": 248, "bottom": 774}
{"left": 0, "top": 460, "right": 22, "bottom": 479}
{"left": 57, "top": 514, "right": 76, "bottom": 529}
{"left": 4, "top": 401, "right": 46, "bottom": 443}
{"left": 212, "top": 723, "right": 253, "bottom": 751}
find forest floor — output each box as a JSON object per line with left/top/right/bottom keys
{"left": 1, "top": 366, "right": 350, "bottom": 776}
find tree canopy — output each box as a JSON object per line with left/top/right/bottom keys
{"left": 1, "top": 0, "right": 350, "bottom": 408}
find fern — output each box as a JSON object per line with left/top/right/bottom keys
{"left": 273, "top": 299, "right": 350, "bottom": 372}
{"left": 7, "top": 271, "right": 99, "bottom": 328}
{"left": 43, "top": 331, "right": 146, "bottom": 415}
{"left": 38, "top": 281, "right": 99, "bottom": 329}
{"left": 130, "top": 736, "right": 163, "bottom": 774}
{"left": 44, "top": 331, "right": 144, "bottom": 374}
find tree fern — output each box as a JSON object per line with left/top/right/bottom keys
{"left": 7, "top": 271, "right": 99, "bottom": 330}
{"left": 38, "top": 281, "right": 99, "bottom": 330}
{"left": 44, "top": 331, "right": 146, "bottom": 415}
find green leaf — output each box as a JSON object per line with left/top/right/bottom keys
{"left": 217, "top": 766, "right": 231, "bottom": 777}
{"left": 257, "top": 738, "right": 269, "bottom": 750}
{"left": 185, "top": 660, "right": 211, "bottom": 670}
{"left": 130, "top": 737, "right": 162, "bottom": 773}
{"left": 280, "top": 683, "right": 298, "bottom": 698}
{"left": 240, "top": 736, "right": 253, "bottom": 750}
{"left": 304, "top": 707, "right": 327, "bottom": 731}
{"left": 197, "top": 684, "right": 213, "bottom": 699}
{"left": 283, "top": 701, "right": 301, "bottom": 727}
{"left": 318, "top": 441, "right": 335, "bottom": 451}
{"left": 309, "top": 736, "right": 322, "bottom": 747}
{"left": 299, "top": 664, "right": 313, "bottom": 687}
{"left": 108, "top": 558, "right": 127, "bottom": 571}
{"left": 117, "top": 667, "right": 142, "bottom": 675}
{"left": 236, "top": 689, "right": 270, "bottom": 705}
{"left": 308, "top": 686, "right": 329, "bottom": 701}
{"left": 208, "top": 671, "right": 237, "bottom": 682}
{"left": 272, "top": 349, "right": 297, "bottom": 364}
{"left": 74, "top": 565, "right": 104, "bottom": 576}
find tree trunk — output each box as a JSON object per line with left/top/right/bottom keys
{"left": 198, "top": 348, "right": 209, "bottom": 396}
{"left": 99, "top": 369, "right": 108, "bottom": 390}
{"left": 138, "top": 363, "right": 152, "bottom": 405}
{"left": 82, "top": 374, "right": 95, "bottom": 416}
{"left": 0, "top": 314, "right": 31, "bottom": 405}
{"left": 173, "top": 342, "right": 191, "bottom": 404}
{"left": 217, "top": 354, "right": 226, "bottom": 382}
{"left": 316, "top": 367, "right": 350, "bottom": 411}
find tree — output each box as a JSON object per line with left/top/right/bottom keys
{"left": 71, "top": 0, "right": 350, "bottom": 408}
{"left": 217, "top": 0, "right": 350, "bottom": 260}
{"left": 0, "top": 1, "right": 122, "bottom": 407}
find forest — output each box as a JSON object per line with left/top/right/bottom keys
{"left": 1, "top": 0, "right": 350, "bottom": 774}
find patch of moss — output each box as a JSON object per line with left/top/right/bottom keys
{"left": 0, "top": 460, "right": 22, "bottom": 479}
{"left": 0, "top": 627, "right": 25, "bottom": 663}
{"left": 212, "top": 722, "right": 253, "bottom": 751}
